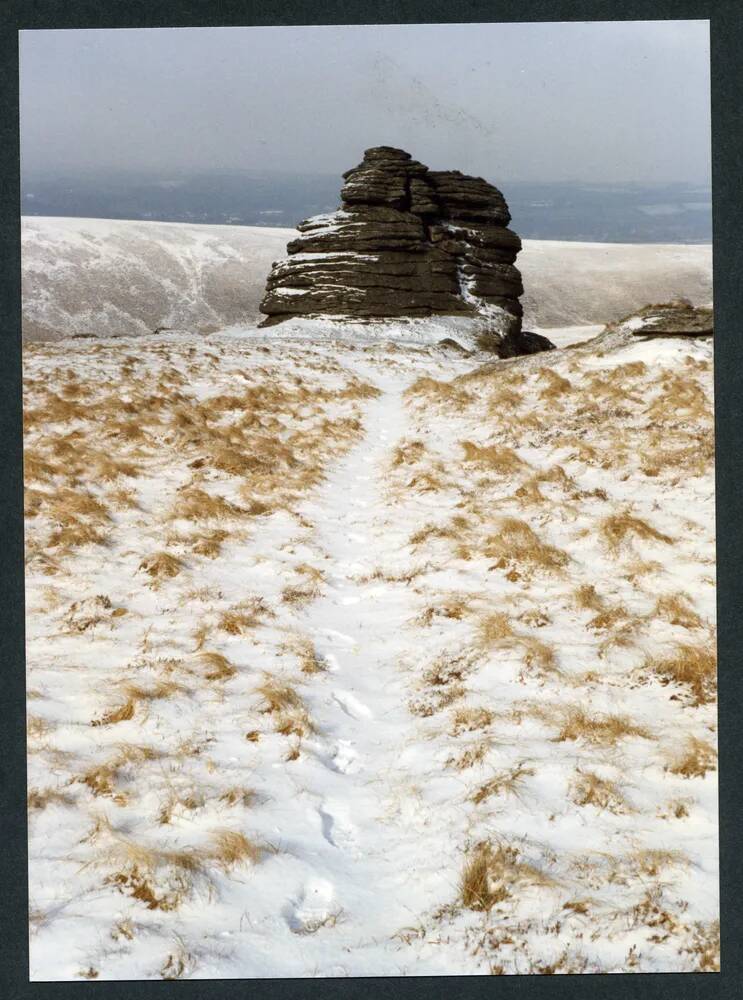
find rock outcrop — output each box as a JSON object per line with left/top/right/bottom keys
{"left": 624, "top": 301, "right": 713, "bottom": 337}
{"left": 259, "top": 146, "right": 524, "bottom": 332}
{"left": 497, "top": 329, "right": 556, "bottom": 359}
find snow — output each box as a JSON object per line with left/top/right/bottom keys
{"left": 22, "top": 217, "right": 712, "bottom": 341}
{"left": 24, "top": 316, "right": 718, "bottom": 978}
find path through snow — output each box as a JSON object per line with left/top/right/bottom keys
{"left": 281, "top": 372, "right": 461, "bottom": 974}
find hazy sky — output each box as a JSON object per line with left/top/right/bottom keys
{"left": 19, "top": 21, "right": 711, "bottom": 184}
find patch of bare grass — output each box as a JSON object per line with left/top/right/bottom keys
{"left": 471, "top": 763, "right": 535, "bottom": 805}
{"left": 666, "top": 736, "right": 716, "bottom": 778}
{"left": 601, "top": 512, "right": 674, "bottom": 553}
{"left": 644, "top": 643, "right": 716, "bottom": 705}
{"left": 461, "top": 441, "right": 526, "bottom": 475}
{"left": 460, "top": 841, "right": 553, "bottom": 911}
{"left": 556, "top": 707, "right": 653, "bottom": 746}
{"left": 483, "top": 517, "right": 568, "bottom": 575}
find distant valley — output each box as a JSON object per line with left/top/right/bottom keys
{"left": 21, "top": 169, "right": 712, "bottom": 244}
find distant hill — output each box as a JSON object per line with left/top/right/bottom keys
{"left": 21, "top": 170, "right": 712, "bottom": 244}
{"left": 21, "top": 217, "right": 713, "bottom": 341}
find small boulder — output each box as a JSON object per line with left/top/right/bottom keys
{"left": 625, "top": 302, "right": 713, "bottom": 337}
{"left": 437, "top": 337, "right": 471, "bottom": 355}
{"left": 496, "top": 329, "right": 557, "bottom": 359}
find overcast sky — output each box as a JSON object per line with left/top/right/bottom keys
{"left": 19, "top": 21, "right": 711, "bottom": 184}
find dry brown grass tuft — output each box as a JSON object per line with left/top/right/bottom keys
{"left": 219, "top": 787, "right": 256, "bottom": 808}
{"left": 171, "top": 486, "right": 244, "bottom": 522}
{"left": 483, "top": 517, "right": 568, "bottom": 575}
{"left": 648, "top": 372, "right": 709, "bottom": 422}
{"left": 290, "top": 636, "right": 327, "bottom": 675}
{"left": 256, "top": 675, "right": 314, "bottom": 737}
{"left": 461, "top": 441, "right": 526, "bottom": 475}
{"left": 92, "top": 699, "right": 136, "bottom": 727}
{"left": 451, "top": 706, "right": 494, "bottom": 734}
{"left": 538, "top": 368, "right": 572, "bottom": 400}
{"left": 209, "top": 829, "right": 261, "bottom": 869}
{"left": 198, "top": 651, "right": 237, "bottom": 682}
{"left": 571, "top": 770, "right": 630, "bottom": 814}
{"left": 574, "top": 584, "right": 606, "bottom": 612}
{"left": 138, "top": 552, "right": 183, "bottom": 581}
{"left": 460, "top": 841, "right": 553, "bottom": 911}
{"left": 415, "top": 594, "right": 472, "bottom": 625}
{"left": 108, "top": 487, "right": 140, "bottom": 510}
{"left": 601, "top": 513, "right": 673, "bottom": 552}
{"left": 556, "top": 707, "right": 653, "bottom": 746}
{"left": 64, "top": 594, "right": 125, "bottom": 633}
{"left": 27, "top": 788, "right": 73, "bottom": 811}
{"left": 48, "top": 488, "right": 110, "bottom": 524}
{"left": 391, "top": 440, "right": 425, "bottom": 467}
{"left": 93, "top": 680, "right": 183, "bottom": 727}
{"left": 666, "top": 736, "right": 717, "bottom": 778}
{"left": 485, "top": 385, "right": 523, "bottom": 413}
{"left": 405, "top": 377, "right": 473, "bottom": 407}
{"left": 79, "top": 763, "right": 126, "bottom": 803}
{"left": 476, "top": 612, "right": 557, "bottom": 673}
{"left": 281, "top": 584, "right": 319, "bottom": 607}
{"left": 24, "top": 449, "right": 59, "bottom": 483}
{"left": 512, "top": 478, "right": 546, "bottom": 507}
{"left": 682, "top": 920, "right": 720, "bottom": 972}
{"left": 628, "top": 848, "right": 689, "bottom": 878}
{"left": 218, "top": 607, "right": 261, "bottom": 635}
{"left": 645, "top": 643, "right": 716, "bottom": 705}
{"left": 471, "top": 762, "right": 535, "bottom": 805}
{"left": 103, "top": 840, "right": 205, "bottom": 911}
{"left": 653, "top": 594, "right": 703, "bottom": 630}
{"left": 191, "top": 528, "right": 229, "bottom": 558}
{"left": 256, "top": 676, "right": 303, "bottom": 714}
{"left": 446, "top": 738, "right": 493, "bottom": 771}
{"left": 409, "top": 520, "right": 465, "bottom": 547}
{"left": 47, "top": 520, "right": 108, "bottom": 551}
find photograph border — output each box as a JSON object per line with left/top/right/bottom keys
{"left": 1, "top": 2, "right": 740, "bottom": 997}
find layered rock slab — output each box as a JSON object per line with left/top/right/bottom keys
{"left": 259, "top": 147, "right": 524, "bottom": 328}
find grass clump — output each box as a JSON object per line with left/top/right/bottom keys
{"left": 571, "top": 770, "right": 630, "bottom": 814}
{"left": 460, "top": 841, "right": 552, "bottom": 911}
{"left": 461, "top": 441, "right": 526, "bottom": 475}
{"left": 666, "top": 736, "right": 716, "bottom": 778}
{"left": 198, "top": 651, "right": 237, "bottom": 682}
{"left": 471, "top": 762, "right": 535, "bottom": 805}
{"left": 476, "top": 612, "right": 557, "bottom": 673}
{"left": 601, "top": 513, "right": 673, "bottom": 553}
{"left": 484, "top": 518, "right": 568, "bottom": 575}
{"left": 171, "top": 487, "right": 244, "bottom": 522}
{"left": 256, "top": 675, "right": 314, "bottom": 738}
{"left": 138, "top": 552, "right": 183, "bottom": 581}
{"left": 556, "top": 707, "right": 653, "bottom": 746}
{"left": 645, "top": 643, "right": 716, "bottom": 705}
{"left": 653, "top": 594, "right": 703, "bottom": 630}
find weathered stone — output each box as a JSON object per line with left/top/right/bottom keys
{"left": 497, "top": 329, "right": 557, "bottom": 359}
{"left": 259, "top": 146, "right": 525, "bottom": 330}
{"left": 625, "top": 302, "right": 713, "bottom": 337}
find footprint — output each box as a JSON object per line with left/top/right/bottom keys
{"left": 338, "top": 594, "right": 361, "bottom": 606}
{"left": 285, "top": 878, "right": 337, "bottom": 935}
{"left": 332, "top": 689, "right": 373, "bottom": 719}
{"left": 318, "top": 804, "right": 338, "bottom": 846}
{"left": 320, "top": 652, "right": 341, "bottom": 673}
{"left": 318, "top": 799, "right": 358, "bottom": 849}
{"left": 316, "top": 627, "right": 356, "bottom": 647}
{"left": 331, "top": 739, "right": 360, "bottom": 774}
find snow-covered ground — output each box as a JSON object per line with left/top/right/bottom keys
{"left": 24, "top": 318, "right": 718, "bottom": 978}
{"left": 21, "top": 217, "right": 713, "bottom": 340}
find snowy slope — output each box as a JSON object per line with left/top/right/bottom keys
{"left": 24, "top": 321, "right": 717, "bottom": 979}
{"left": 21, "top": 216, "right": 713, "bottom": 341}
